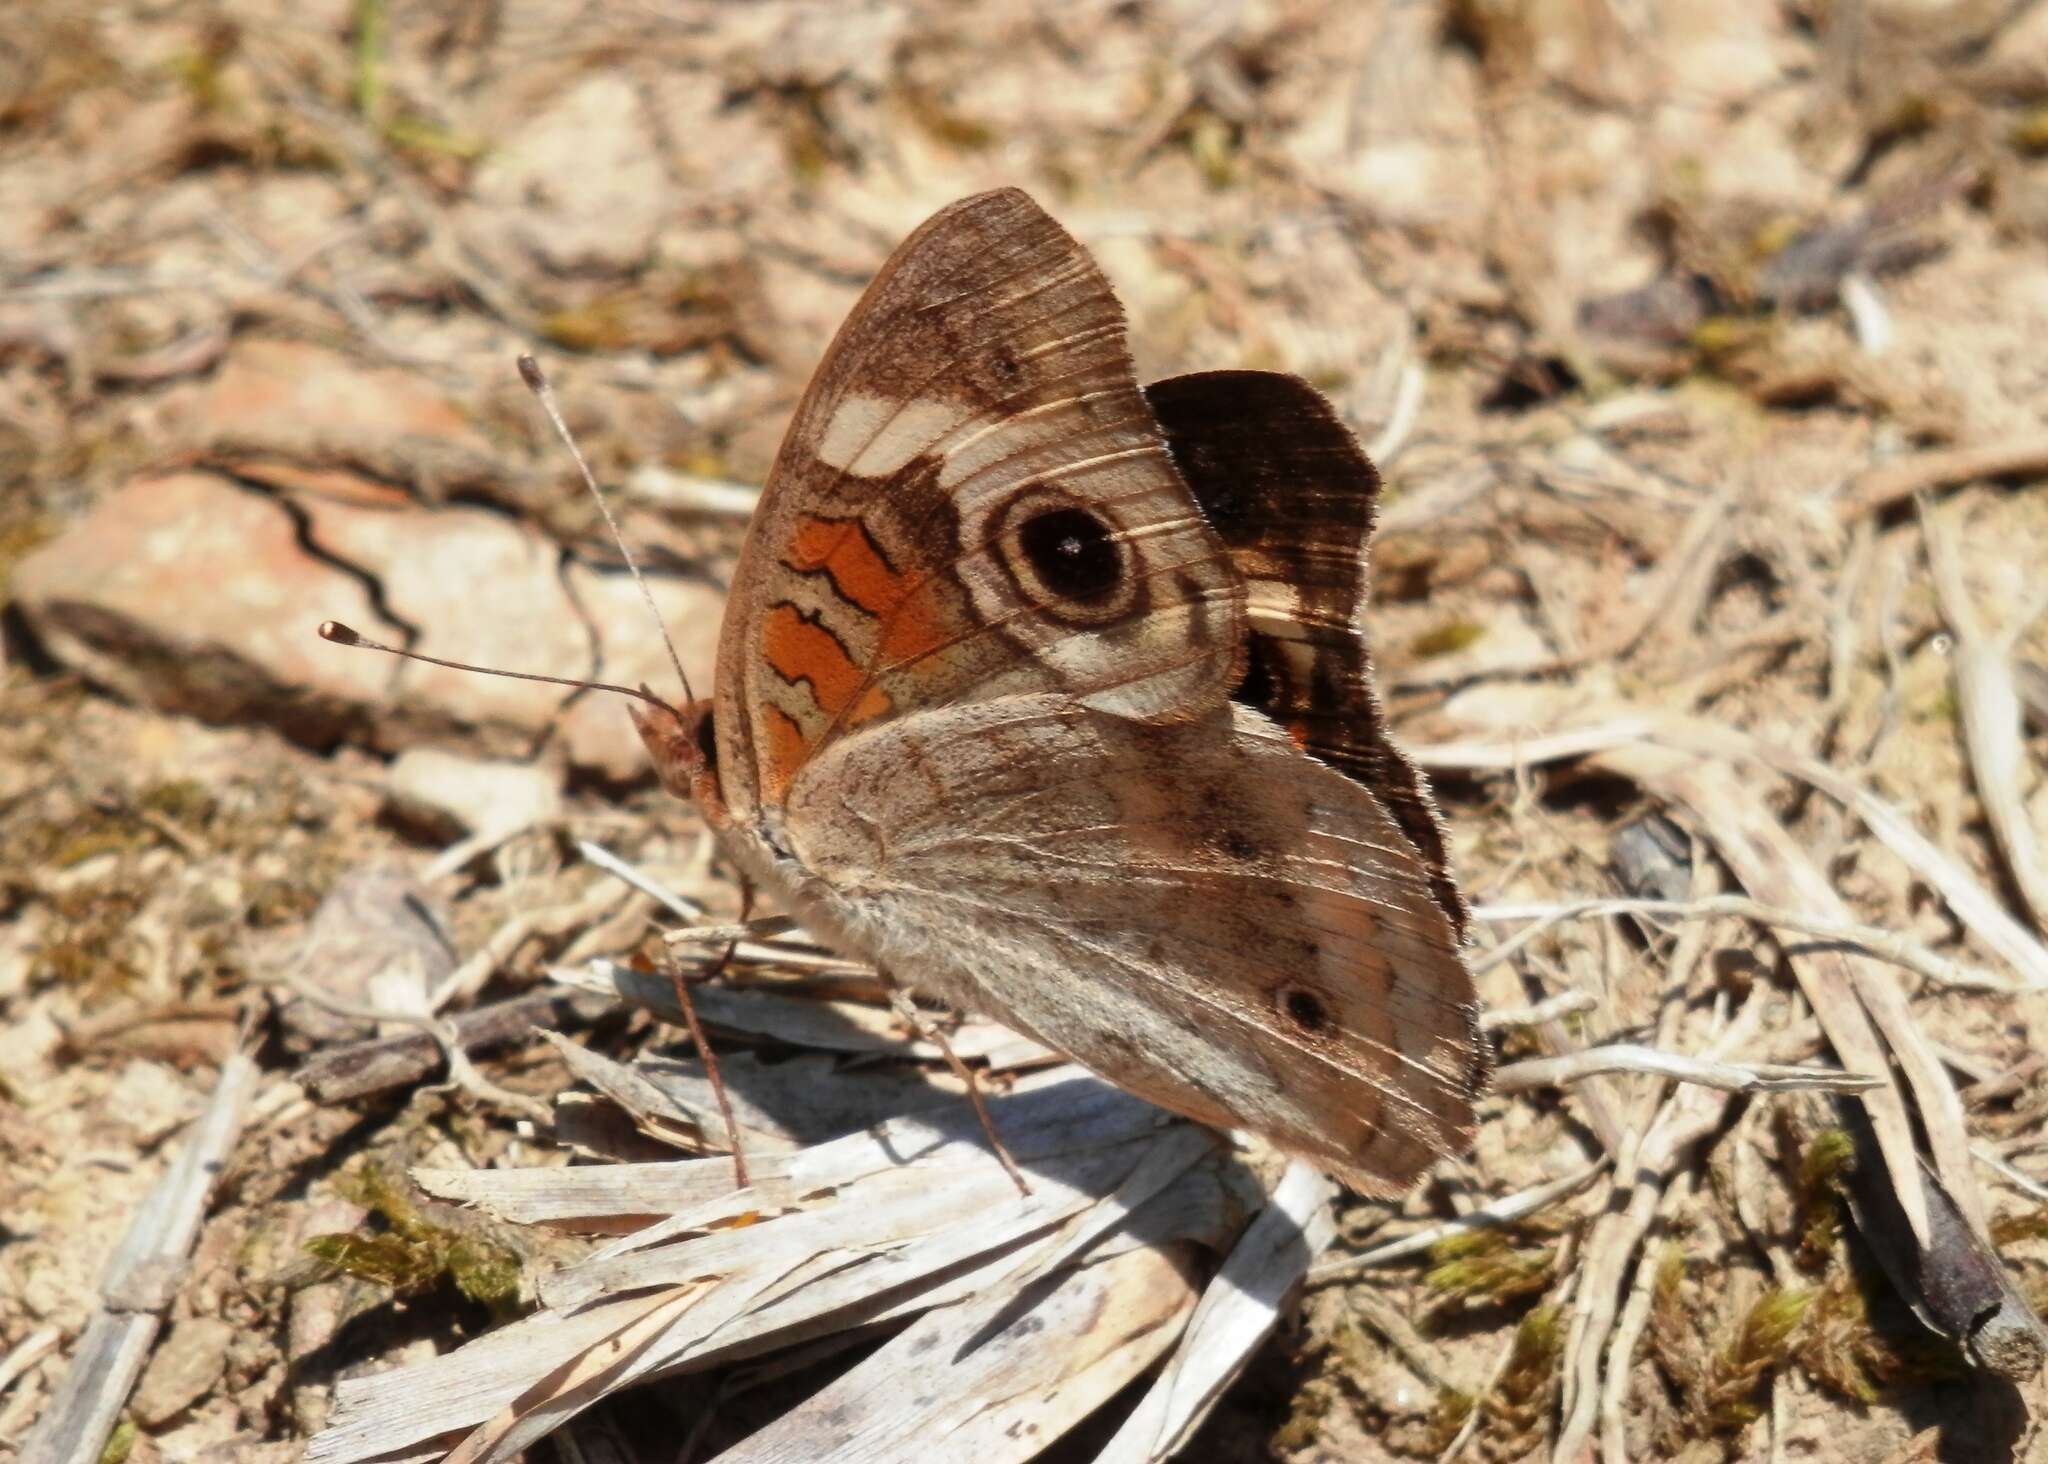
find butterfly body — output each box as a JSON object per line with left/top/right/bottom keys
{"left": 634, "top": 189, "right": 1485, "bottom": 1195}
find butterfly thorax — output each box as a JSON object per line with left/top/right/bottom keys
{"left": 629, "top": 695, "right": 879, "bottom": 977}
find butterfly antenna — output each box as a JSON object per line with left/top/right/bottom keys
{"left": 517, "top": 354, "right": 697, "bottom": 707}
{"left": 317, "top": 620, "right": 678, "bottom": 714}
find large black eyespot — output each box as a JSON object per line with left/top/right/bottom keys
{"left": 1017, "top": 507, "right": 1120, "bottom": 605}
{"left": 1279, "top": 986, "right": 1330, "bottom": 1033}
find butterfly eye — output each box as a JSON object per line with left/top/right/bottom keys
{"left": 1017, "top": 506, "right": 1121, "bottom": 604}
{"left": 694, "top": 707, "right": 718, "bottom": 768}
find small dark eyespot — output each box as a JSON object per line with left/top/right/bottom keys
{"left": 1220, "top": 829, "right": 1258, "bottom": 860}
{"left": 1280, "top": 987, "right": 1329, "bottom": 1033}
{"left": 1018, "top": 507, "right": 1120, "bottom": 603}
{"left": 694, "top": 708, "right": 718, "bottom": 767}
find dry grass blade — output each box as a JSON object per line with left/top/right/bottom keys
{"left": 1494, "top": 1043, "right": 1879, "bottom": 1095}
{"left": 1921, "top": 497, "right": 2048, "bottom": 934}
{"left": 1096, "top": 1162, "right": 1337, "bottom": 1462}
{"left": 1309, "top": 1162, "right": 1609, "bottom": 1281}
{"left": 1472, "top": 895, "right": 2012, "bottom": 992}
{"left": 307, "top": 1057, "right": 1319, "bottom": 1464}
{"left": 717, "top": 1240, "right": 1202, "bottom": 1461}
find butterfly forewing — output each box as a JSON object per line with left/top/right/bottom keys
{"left": 717, "top": 189, "right": 1247, "bottom": 818}
{"left": 1146, "top": 369, "right": 1469, "bottom": 939}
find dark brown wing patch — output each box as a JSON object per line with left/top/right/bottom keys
{"left": 1144, "top": 369, "right": 1469, "bottom": 940}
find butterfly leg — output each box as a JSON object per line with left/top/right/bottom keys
{"left": 661, "top": 914, "right": 800, "bottom": 949}
{"left": 660, "top": 939, "right": 751, "bottom": 1190}
{"left": 877, "top": 972, "right": 1032, "bottom": 1198}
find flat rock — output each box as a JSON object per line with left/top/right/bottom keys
{"left": 197, "top": 338, "right": 500, "bottom": 497}
{"left": 132, "top": 1315, "right": 236, "bottom": 1427}
{"left": 13, "top": 466, "right": 719, "bottom": 779}
{"left": 385, "top": 746, "right": 562, "bottom": 843}
{"left": 11, "top": 471, "right": 393, "bottom": 742}
{"left": 470, "top": 74, "right": 667, "bottom": 274}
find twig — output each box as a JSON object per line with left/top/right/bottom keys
{"left": 1471, "top": 895, "right": 2011, "bottom": 992}
{"left": 1409, "top": 717, "right": 1670, "bottom": 774}
{"left": 18, "top": 1055, "right": 257, "bottom": 1464}
{"left": 1921, "top": 497, "right": 2048, "bottom": 933}
{"left": 268, "top": 963, "right": 550, "bottom": 1123}
{"left": 294, "top": 989, "right": 611, "bottom": 1104}
{"left": 1308, "top": 1162, "right": 1609, "bottom": 1282}
{"left": 1478, "top": 989, "right": 1599, "bottom": 1030}
{"left": 1974, "top": 1144, "right": 2048, "bottom": 1203}
{"left": 1837, "top": 434, "right": 2048, "bottom": 522}
{"left": 663, "top": 917, "right": 802, "bottom": 947}
{"left": 625, "top": 464, "right": 763, "bottom": 518}
{"left": 0, "top": 1327, "right": 61, "bottom": 1405}
{"left": 428, "top": 878, "right": 635, "bottom": 1012}
{"left": 1840, "top": 271, "right": 1892, "bottom": 355}
{"left": 1347, "top": 1290, "right": 1464, "bottom": 1393}
{"left": 1554, "top": 994, "right": 1765, "bottom": 1462}
{"left": 575, "top": 837, "right": 710, "bottom": 922}
{"left": 1494, "top": 1044, "right": 1879, "bottom": 1095}
{"left": 1596, "top": 1167, "right": 1698, "bottom": 1464}
{"left": 421, "top": 816, "right": 545, "bottom": 885}
{"left": 656, "top": 916, "right": 874, "bottom": 975}
{"left": 1365, "top": 360, "right": 1426, "bottom": 467}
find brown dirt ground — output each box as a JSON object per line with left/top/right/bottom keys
{"left": 7, "top": 2, "right": 2048, "bottom": 1461}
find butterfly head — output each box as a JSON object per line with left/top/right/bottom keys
{"left": 629, "top": 693, "right": 729, "bottom": 826}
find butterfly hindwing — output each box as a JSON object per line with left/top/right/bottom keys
{"left": 779, "top": 692, "right": 1484, "bottom": 1195}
